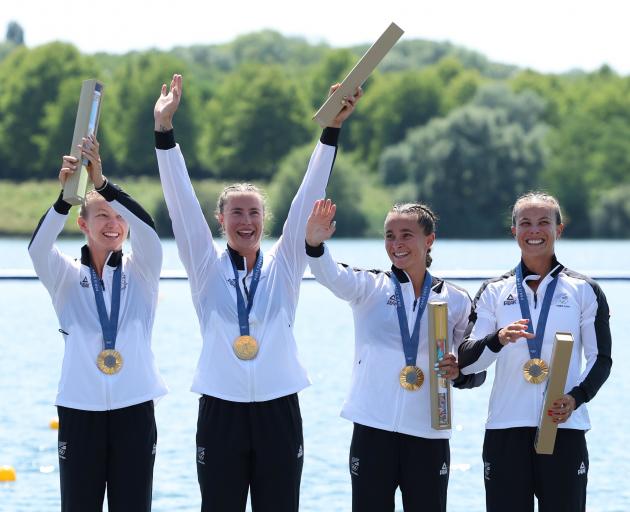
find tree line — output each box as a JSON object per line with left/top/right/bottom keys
{"left": 1, "top": 22, "right": 629, "bottom": 238}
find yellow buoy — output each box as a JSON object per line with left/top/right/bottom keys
{"left": 49, "top": 417, "right": 59, "bottom": 430}
{"left": 0, "top": 465, "right": 16, "bottom": 482}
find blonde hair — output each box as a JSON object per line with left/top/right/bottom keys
{"left": 79, "top": 190, "right": 104, "bottom": 218}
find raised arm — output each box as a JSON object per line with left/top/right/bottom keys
{"left": 28, "top": 157, "right": 80, "bottom": 298}
{"left": 275, "top": 85, "right": 363, "bottom": 287}
{"left": 306, "top": 199, "right": 374, "bottom": 303}
{"left": 154, "top": 74, "right": 217, "bottom": 293}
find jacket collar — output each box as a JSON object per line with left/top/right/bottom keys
{"left": 80, "top": 244, "right": 123, "bottom": 269}
{"left": 227, "top": 245, "right": 261, "bottom": 271}
{"left": 390, "top": 265, "right": 441, "bottom": 291}
{"left": 519, "top": 255, "right": 564, "bottom": 279}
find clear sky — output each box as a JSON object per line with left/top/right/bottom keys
{"left": 2, "top": 0, "right": 629, "bottom": 74}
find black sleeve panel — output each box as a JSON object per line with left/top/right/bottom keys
{"left": 453, "top": 370, "right": 487, "bottom": 389}
{"left": 564, "top": 271, "right": 613, "bottom": 409}
{"left": 320, "top": 127, "right": 340, "bottom": 147}
{"left": 305, "top": 242, "right": 325, "bottom": 257}
{"left": 155, "top": 129, "right": 176, "bottom": 150}
{"left": 53, "top": 190, "right": 72, "bottom": 215}
{"left": 98, "top": 181, "right": 157, "bottom": 231}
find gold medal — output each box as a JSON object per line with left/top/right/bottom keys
{"left": 233, "top": 335, "right": 259, "bottom": 360}
{"left": 523, "top": 358, "right": 549, "bottom": 384}
{"left": 399, "top": 365, "right": 424, "bottom": 391}
{"left": 97, "top": 349, "right": 123, "bottom": 375}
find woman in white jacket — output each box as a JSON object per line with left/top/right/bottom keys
{"left": 305, "top": 198, "right": 485, "bottom": 512}
{"left": 29, "top": 135, "right": 167, "bottom": 512}
{"left": 153, "top": 74, "right": 361, "bottom": 512}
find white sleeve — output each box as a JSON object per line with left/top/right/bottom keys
{"left": 28, "top": 197, "right": 75, "bottom": 301}
{"left": 307, "top": 244, "right": 376, "bottom": 304}
{"left": 156, "top": 143, "right": 218, "bottom": 294}
{"left": 273, "top": 140, "right": 337, "bottom": 289}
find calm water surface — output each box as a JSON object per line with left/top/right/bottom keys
{"left": 1, "top": 238, "right": 628, "bottom": 511}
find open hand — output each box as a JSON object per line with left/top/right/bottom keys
{"left": 306, "top": 199, "right": 337, "bottom": 246}
{"left": 154, "top": 74, "right": 182, "bottom": 132}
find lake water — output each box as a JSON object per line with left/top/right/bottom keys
{"left": 0, "top": 238, "right": 628, "bottom": 511}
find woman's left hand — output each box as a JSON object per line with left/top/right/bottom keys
{"left": 437, "top": 353, "right": 460, "bottom": 380}
{"left": 548, "top": 394, "right": 576, "bottom": 424}
{"left": 78, "top": 134, "right": 105, "bottom": 188}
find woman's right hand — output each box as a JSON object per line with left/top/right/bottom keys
{"left": 498, "top": 319, "right": 535, "bottom": 345}
{"left": 59, "top": 156, "right": 78, "bottom": 189}
{"left": 154, "top": 74, "right": 182, "bottom": 132}
{"left": 306, "top": 199, "right": 337, "bottom": 246}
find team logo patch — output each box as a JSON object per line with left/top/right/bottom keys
{"left": 578, "top": 461, "right": 587, "bottom": 475}
{"left": 350, "top": 457, "right": 360, "bottom": 476}
{"left": 80, "top": 276, "right": 90, "bottom": 288}
{"left": 386, "top": 295, "right": 398, "bottom": 306}
{"left": 439, "top": 462, "right": 448, "bottom": 476}
{"left": 121, "top": 272, "right": 128, "bottom": 290}
{"left": 297, "top": 445, "right": 303, "bottom": 458}
{"left": 556, "top": 293, "right": 570, "bottom": 308}
{"left": 58, "top": 441, "right": 67, "bottom": 460}
{"left": 227, "top": 278, "right": 237, "bottom": 288}
{"left": 197, "top": 446, "right": 206, "bottom": 465}
{"left": 503, "top": 293, "right": 517, "bottom": 306}
{"left": 484, "top": 462, "right": 491, "bottom": 480}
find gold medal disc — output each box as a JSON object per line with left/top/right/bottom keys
{"left": 97, "top": 349, "right": 123, "bottom": 375}
{"left": 233, "top": 335, "right": 259, "bottom": 360}
{"left": 399, "top": 365, "right": 424, "bottom": 391}
{"left": 523, "top": 358, "right": 549, "bottom": 384}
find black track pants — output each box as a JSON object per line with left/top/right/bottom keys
{"left": 483, "top": 427, "right": 588, "bottom": 512}
{"left": 57, "top": 401, "right": 157, "bottom": 512}
{"left": 196, "top": 393, "right": 304, "bottom": 512}
{"left": 349, "top": 423, "right": 450, "bottom": 512}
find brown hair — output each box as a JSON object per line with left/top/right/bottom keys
{"left": 387, "top": 203, "right": 438, "bottom": 267}
{"left": 214, "top": 183, "right": 272, "bottom": 234}
{"left": 511, "top": 191, "right": 563, "bottom": 227}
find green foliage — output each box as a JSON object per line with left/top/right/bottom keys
{"left": 102, "top": 51, "right": 201, "bottom": 177}
{"left": 268, "top": 143, "right": 368, "bottom": 237}
{"left": 0, "top": 43, "right": 96, "bottom": 179}
{"left": 590, "top": 186, "right": 630, "bottom": 238}
{"left": 198, "top": 63, "right": 312, "bottom": 180}
{"left": 0, "top": 31, "right": 629, "bottom": 238}
{"left": 380, "top": 85, "right": 548, "bottom": 237}
{"left": 5, "top": 21, "right": 24, "bottom": 45}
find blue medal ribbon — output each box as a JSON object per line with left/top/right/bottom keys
{"left": 230, "top": 251, "right": 263, "bottom": 336}
{"left": 390, "top": 270, "right": 433, "bottom": 366}
{"left": 89, "top": 262, "right": 122, "bottom": 350}
{"left": 514, "top": 263, "right": 558, "bottom": 359}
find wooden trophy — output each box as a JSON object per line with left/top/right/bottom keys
{"left": 63, "top": 79, "right": 104, "bottom": 205}
{"left": 429, "top": 301, "right": 452, "bottom": 430}
{"left": 535, "top": 332, "right": 574, "bottom": 454}
{"left": 313, "top": 22, "right": 404, "bottom": 127}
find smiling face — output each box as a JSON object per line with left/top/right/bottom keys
{"left": 217, "top": 192, "right": 264, "bottom": 257}
{"left": 384, "top": 212, "right": 435, "bottom": 276}
{"left": 77, "top": 195, "right": 129, "bottom": 255}
{"left": 511, "top": 201, "right": 564, "bottom": 262}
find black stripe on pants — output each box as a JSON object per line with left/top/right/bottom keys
{"left": 196, "top": 393, "right": 304, "bottom": 512}
{"left": 483, "top": 427, "right": 588, "bottom": 512}
{"left": 57, "top": 401, "right": 157, "bottom": 512}
{"left": 349, "top": 423, "right": 450, "bottom": 512}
